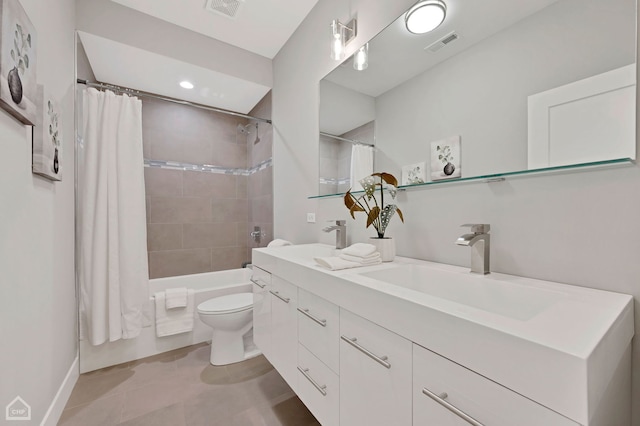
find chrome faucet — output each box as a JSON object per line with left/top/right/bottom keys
{"left": 323, "top": 220, "right": 347, "bottom": 249}
{"left": 455, "top": 224, "right": 490, "bottom": 274}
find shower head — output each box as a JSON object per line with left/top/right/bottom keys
{"left": 253, "top": 123, "right": 260, "bottom": 144}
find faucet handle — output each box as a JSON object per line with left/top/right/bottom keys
{"left": 461, "top": 223, "right": 490, "bottom": 233}
{"left": 328, "top": 219, "right": 346, "bottom": 226}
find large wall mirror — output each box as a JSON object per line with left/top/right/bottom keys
{"left": 317, "top": 0, "right": 636, "bottom": 196}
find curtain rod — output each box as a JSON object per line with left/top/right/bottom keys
{"left": 319, "top": 131, "right": 374, "bottom": 147}
{"left": 76, "top": 79, "right": 272, "bottom": 124}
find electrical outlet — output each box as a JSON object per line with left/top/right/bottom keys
{"left": 307, "top": 213, "right": 316, "bottom": 223}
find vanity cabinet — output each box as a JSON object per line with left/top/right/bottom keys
{"left": 297, "top": 288, "right": 340, "bottom": 374}
{"left": 297, "top": 344, "right": 340, "bottom": 426}
{"left": 269, "top": 276, "right": 299, "bottom": 387}
{"left": 251, "top": 266, "right": 272, "bottom": 359}
{"left": 339, "top": 309, "right": 412, "bottom": 426}
{"left": 413, "top": 344, "right": 579, "bottom": 426}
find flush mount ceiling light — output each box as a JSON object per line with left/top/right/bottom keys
{"left": 331, "top": 18, "right": 357, "bottom": 61}
{"left": 179, "top": 81, "right": 194, "bottom": 89}
{"left": 405, "top": 0, "right": 447, "bottom": 34}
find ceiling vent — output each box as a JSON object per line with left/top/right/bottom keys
{"left": 425, "top": 31, "right": 459, "bottom": 53}
{"left": 205, "top": 0, "right": 244, "bottom": 19}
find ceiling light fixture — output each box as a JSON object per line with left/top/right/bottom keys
{"left": 353, "top": 43, "right": 369, "bottom": 71}
{"left": 180, "top": 81, "right": 194, "bottom": 89}
{"left": 405, "top": 0, "right": 447, "bottom": 34}
{"left": 330, "top": 18, "right": 357, "bottom": 61}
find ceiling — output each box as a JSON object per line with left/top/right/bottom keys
{"left": 110, "top": 0, "right": 320, "bottom": 59}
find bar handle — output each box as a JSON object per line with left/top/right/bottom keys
{"left": 297, "top": 308, "right": 327, "bottom": 327}
{"left": 250, "top": 278, "right": 266, "bottom": 289}
{"left": 297, "top": 367, "right": 327, "bottom": 396}
{"left": 340, "top": 335, "right": 391, "bottom": 369}
{"left": 269, "top": 290, "right": 290, "bottom": 304}
{"left": 422, "top": 387, "right": 485, "bottom": 426}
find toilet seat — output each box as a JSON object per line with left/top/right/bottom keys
{"left": 197, "top": 293, "right": 253, "bottom": 315}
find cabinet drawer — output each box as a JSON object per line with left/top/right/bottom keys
{"left": 340, "top": 309, "right": 412, "bottom": 426}
{"left": 413, "top": 344, "right": 579, "bottom": 426}
{"left": 298, "top": 289, "right": 340, "bottom": 374}
{"left": 251, "top": 265, "right": 271, "bottom": 289}
{"left": 297, "top": 344, "right": 339, "bottom": 426}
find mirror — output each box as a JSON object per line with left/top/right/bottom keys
{"left": 318, "top": 0, "right": 636, "bottom": 196}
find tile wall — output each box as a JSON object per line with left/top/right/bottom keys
{"left": 143, "top": 94, "right": 272, "bottom": 278}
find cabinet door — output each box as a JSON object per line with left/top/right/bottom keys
{"left": 413, "top": 344, "right": 580, "bottom": 426}
{"left": 297, "top": 344, "right": 339, "bottom": 426}
{"left": 298, "top": 288, "right": 340, "bottom": 374}
{"left": 251, "top": 266, "right": 271, "bottom": 359}
{"left": 339, "top": 309, "right": 412, "bottom": 426}
{"left": 270, "top": 276, "right": 298, "bottom": 389}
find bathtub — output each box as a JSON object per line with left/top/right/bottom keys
{"left": 79, "top": 269, "right": 253, "bottom": 373}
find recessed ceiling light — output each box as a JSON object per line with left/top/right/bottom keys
{"left": 405, "top": 0, "right": 447, "bottom": 34}
{"left": 180, "top": 81, "right": 194, "bottom": 89}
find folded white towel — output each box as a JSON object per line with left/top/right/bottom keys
{"left": 165, "top": 287, "right": 188, "bottom": 309}
{"left": 340, "top": 253, "right": 382, "bottom": 265}
{"left": 314, "top": 256, "right": 361, "bottom": 271}
{"left": 268, "top": 239, "right": 293, "bottom": 247}
{"left": 342, "top": 243, "right": 377, "bottom": 257}
{"left": 155, "top": 289, "right": 195, "bottom": 337}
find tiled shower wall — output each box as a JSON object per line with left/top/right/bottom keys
{"left": 143, "top": 94, "right": 272, "bottom": 278}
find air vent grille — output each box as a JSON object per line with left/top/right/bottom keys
{"left": 205, "top": 0, "right": 244, "bottom": 18}
{"left": 425, "top": 31, "right": 459, "bottom": 53}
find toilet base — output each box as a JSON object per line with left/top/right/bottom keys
{"left": 209, "top": 328, "right": 261, "bottom": 366}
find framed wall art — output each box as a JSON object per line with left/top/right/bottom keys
{"left": 32, "top": 85, "right": 61, "bottom": 181}
{"left": 0, "top": 0, "right": 37, "bottom": 125}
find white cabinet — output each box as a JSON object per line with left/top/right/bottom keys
{"left": 251, "top": 266, "right": 272, "bottom": 359}
{"left": 413, "top": 344, "right": 579, "bottom": 426}
{"left": 298, "top": 288, "right": 340, "bottom": 374}
{"left": 270, "top": 276, "right": 298, "bottom": 388}
{"left": 297, "top": 344, "right": 340, "bottom": 426}
{"left": 339, "top": 309, "right": 412, "bottom": 426}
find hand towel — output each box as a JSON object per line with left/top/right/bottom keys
{"left": 165, "top": 287, "right": 188, "bottom": 309}
{"left": 340, "top": 252, "right": 382, "bottom": 265}
{"left": 155, "top": 289, "right": 195, "bottom": 337}
{"left": 268, "top": 239, "right": 293, "bottom": 247}
{"left": 342, "top": 243, "right": 378, "bottom": 257}
{"left": 314, "top": 256, "right": 361, "bottom": 271}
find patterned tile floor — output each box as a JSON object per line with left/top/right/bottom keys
{"left": 59, "top": 343, "right": 320, "bottom": 425}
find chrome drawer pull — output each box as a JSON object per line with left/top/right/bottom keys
{"left": 422, "top": 388, "right": 484, "bottom": 426}
{"left": 269, "top": 290, "right": 290, "bottom": 303}
{"left": 297, "top": 366, "right": 327, "bottom": 396}
{"left": 297, "top": 308, "right": 327, "bottom": 327}
{"left": 250, "top": 278, "right": 265, "bottom": 288}
{"left": 340, "top": 335, "right": 391, "bottom": 369}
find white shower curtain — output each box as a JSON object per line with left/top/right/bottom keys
{"left": 350, "top": 144, "right": 374, "bottom": 192}
{"left": 79, "top": 88, "right": 150, "bottom": 346}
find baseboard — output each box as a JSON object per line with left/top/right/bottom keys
{"left": 40, "top": 355, "right": 79, "bottom": 426}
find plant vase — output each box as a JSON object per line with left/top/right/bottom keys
{"left": 369, "top": 237, "right": 395, "bottom": 262}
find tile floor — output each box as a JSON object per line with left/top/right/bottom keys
{"left": 59, "top": 344, "right": 320, "bottom": 425}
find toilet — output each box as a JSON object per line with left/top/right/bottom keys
{"left": 197, "top": 293, "right": 261, "bottom": 365}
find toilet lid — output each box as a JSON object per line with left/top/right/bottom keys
{"left": 197, "top": 293, "right": 253, "bottom": 314}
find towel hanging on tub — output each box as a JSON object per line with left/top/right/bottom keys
{"left": 154, "top": 289, "right": 195, "bottom": 337}
{"left": 165, "top": 287, "right": 188, "bottom": 309}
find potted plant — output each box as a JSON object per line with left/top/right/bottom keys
{"left": 344, "top": 172, "right": 404, "bottom": 261}
{"left": 436, "top": 144, "right": 455, "bottom": 176}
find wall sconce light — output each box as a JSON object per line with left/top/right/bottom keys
{"left": 353, "top": 43, "right": 369, "bottom": 71}
{"left": 405, "top": 0, "right": 447, "bottom": 34}
{"left": 331, "top": 18, "right": 357, "bottom": 61}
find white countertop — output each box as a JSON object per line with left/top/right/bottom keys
{"left": 253, "top": 243, "right": 634, "bottom": 424}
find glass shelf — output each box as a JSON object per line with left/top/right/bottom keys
{"left": 309, "top": 157, "right": 635, "bottom": 199}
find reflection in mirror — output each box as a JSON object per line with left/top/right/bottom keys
{"left": 318, "top": 0, "right": 636, "bottom": 195}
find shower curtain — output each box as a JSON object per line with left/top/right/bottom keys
{"left": 350, "top": 144, "right": 374, "bottom": 192}
{"left": 79, "top": 88, "right": 150, "bottom": 346}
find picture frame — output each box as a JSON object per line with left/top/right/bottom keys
{"left": 32, "top": 85, "right": 62, "bottom": 181}
{"left": 401, "top": 161, "right": 426, "bottom": 185}
{"left": 0, "top": 0, "right": 37, "bottom": 125}
{"left": 430, "top": 135, "right": 461, "bottom": 181}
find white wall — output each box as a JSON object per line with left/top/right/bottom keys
{"left": 273, "top": 0, "right": 640, "bottom": 424}
{"left": 319, "top": 79, "right": 375, "bottom": 135}
{"left": 75, "top": 0, "right": 272, "bottom": 89}
{"left": 0, "top": 0, "right": 76, "bottom": 424}
{"left": 375, "top": 0, "right": 635, "bottom": 179}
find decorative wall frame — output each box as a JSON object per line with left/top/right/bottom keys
{"left": 0, "top": 0, "right": 37, "bottom": 125}
{"left": 32, "top": 85, "right": 61, "bottom": 181}
{"left": 401, "top": 161, "right": 426, "bottom": 185}
{"left": 430, "top": 135, "right": 461, "bottom": 181}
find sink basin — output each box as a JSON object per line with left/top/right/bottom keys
{"left": 357, "top": 264, "right": 566, "bottom": 321}
{"left": 267, "top": 243, "right": 339, "bottom": 260}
